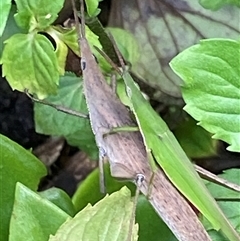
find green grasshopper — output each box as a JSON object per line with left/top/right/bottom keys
{"left": 111, "top": 52, "right": 240, "bottom": 240}
{"left": 94, "top": 31, "right": 237, "bottom": 238}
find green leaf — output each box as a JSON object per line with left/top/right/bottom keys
{"left": 174, "top": 116, "right": 218, "bottom": 158}
{"left": 50, "top": 187, "right": 138, "bottom": 241}
{"left": 170, "top": 39, "right": 240, "bottom": 152}
{"left": 86, "top": 17, "right": 120, "bottom": 65}
{"left": 48, "top": 25, "right": 79, "bottom": 56}
{"left": 66, "top": 18, "right": 111, "bottom": 72}
{"left": 72, "top": 167, "right": 178, "bottom": 241}
{"left": 39, "top": 188, "right": 76, "bottom": 217}
{"left": 0, "top": 0, "right": 11, "bottom": 37}
{"left": 199, "top": 0, "right": 240, "bottom": 10}
{"left": 1, "top": 33, "right": 59, "bottom": 98}
{"left": 0, "top": 134, "right": 46, "bottom": 241}
{"left": 46, "top": 26, "right": 79, "bottom": 75}
{"left": 72, "top": 167, "right": 177, "bottom": 241}
{"left": 9, "top": 183, "right": 69, "bottom": 241}
{"left": 203, "top": 169, "right": 240, "bottom": 240}
{"left": 136, "top": 196, "right": 178, "bottom": 241}
{"left": 72, "top": 164, "right": 135, "bottom": 212}
{"left": 85, "top": 0, "right": 101, "bottom": 17}
{"left": 206, "top": 169, "right": 240, "bottom": 200}
{"left": 54, "top": 38, "right": 68, "bottom": 75}
{"left": 107, "top": 27, "right": 140, "bottom": 66}
{"left": 14, "top": 0, "right": 65, "bottom": 31}
{"left": 34, "top": 72, "right": 98, "bottom": 159}
{"left": 47, "top": 26, "right": 80, "bottom": 75}
{"left": 85, "top": 25, "right": 112, "bottom": 72}
{"left": 206, "top": 200, "right": 240, "bottom": 241}
{"left": 47, "top": 24, "right": 111, "bottom": 73}
{"left": 60, "top": 20, "right": 111, "bottom": 72}
{"left": 108, "top": 1, "right": 239, "bottom": 98}
{"left": 0, "top": 6, "right": 26, "bottom": 58}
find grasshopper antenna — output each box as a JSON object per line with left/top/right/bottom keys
{"left": 71, "top": 0, "right": 85, "bottom": 40}
{"left": 108, "top": 33, "right": 126, "bottom": 72}
{"left": 79, "top": 0, "right": 86, "bottom": 39}
{"left": 94, "top": 45, "right": 122, "bottom": 75}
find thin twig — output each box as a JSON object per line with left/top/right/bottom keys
{"left": 25, "top": 89, "right": 88, "bottom": 119}
{"left": 195, "top": 164, "right": 240, "bottom": 193}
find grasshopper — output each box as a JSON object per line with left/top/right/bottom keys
{"left": 70, "top": 0, "right": 213, "bottom": 240}
{"left": 25, "top": 90, "right": 240, "bottom": 194}
{"left": 72, "top": 0, "right": 146, "bottom": 193}
{"left": 72, "top": 0, "right": 146, "bottom": 240}
{"left": 108, "top": 39, "right": 239, "bottom": 240}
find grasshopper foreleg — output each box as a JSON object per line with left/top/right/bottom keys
{"left": 103, "top": 126, "right": 139, "bottom": 138}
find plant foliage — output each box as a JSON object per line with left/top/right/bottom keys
{"left": 0, "top": 0, "right": 239, "bottom": 240}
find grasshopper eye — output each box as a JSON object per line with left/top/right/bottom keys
{"left": 99, "top": 146, "right": 107, "bottom": 158}
{"left": 81, "top": 58, "right": 86, "bottom": 70}
{"left": 135, "top": 173, "right": 145, "bottom": 185}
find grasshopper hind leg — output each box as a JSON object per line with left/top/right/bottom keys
{"left": 127, "top": 173, "right": 145, "bottom": 241}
